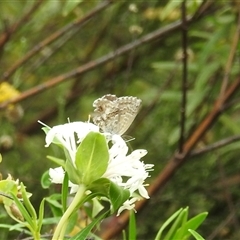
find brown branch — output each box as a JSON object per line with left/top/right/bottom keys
{"left": 28, "top": 26, "right": 81, "bottom": 74}
{"left": 0, "top": 11, "right": 209, "bottom": 110}
{"left": 18, "top": 17, "right": 114, "bottom": 135}
{"left": 100, "top": 76, "right": 240, "bottom": 239}
{"left": 2, "top": 0, "right": 113, "bottom": 80}
{"left": 218, "top": 11, "right": 240, "bottom": 105}
{"left": 190, "top": 135, "right": 240, "bottom": 157}
{"left": 18, "top": 86, "right": 85, "bottom": 135}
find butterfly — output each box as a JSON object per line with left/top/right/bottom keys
{"left": 92, "top": 94, "right": 142, "bottom": 135}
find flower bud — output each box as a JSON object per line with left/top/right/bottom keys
{"left": 10, "top": 203, "right": 24, "bottom": 221}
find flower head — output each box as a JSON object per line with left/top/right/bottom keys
{"left": 40, "top": 121, "right": 153, "bottom": 215}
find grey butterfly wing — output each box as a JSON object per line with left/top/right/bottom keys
{"left": 92, "top": 94, "right": 118, "bottom": 133}
{"left": 116, "top": 96, "right": 142, "bottom": 135}
{"left": 92, "top": 94, "right": 142, "bottom": 135}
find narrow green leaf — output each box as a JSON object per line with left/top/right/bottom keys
{"left": 174, "top": 212, "right": 208, "bottom": 239}
{"left": 62, "top": 173, "right": 69, "bottom": 212}
{"left": 188, "top": 229, "right": 205, "bottom": 240}
{"left": 62, "top": 0, "right": 83, "bottom": 16}
{"left": 163, "top": 208, "right": 188, "bottom": 240}
{"left": 155, "top": 208, "right": 183, "bottom": 240}
{"left": 173, "top": 207, "right": 189, "bottom": 239}
{"left": 41, "top": 217, "right": 61, "bottom": 225}
{"left": 10, "top": 193, "right": 34, "bottom": 230}
{"left": 220, "top": 114, "right": 240, "bottom": 134}
{"left": 129, "top": 210, "right": 136, "bottom": 240}
{"left": 185, "top": 212, "right": 208, "bottom": 231}
{"left": 75, "top": 132, "right": 109, "bottom": 185}
{"left": 66, "top": 212, "right": 78, "bottom": 235}
{"left": 195, "top": 62, "right": 220, "bottom": 90}
{"left": 160, "top": 0, "right": 181, "bottom": 20}
{"left": 70, "top": 210, "right": 109, "bottom": 240}
{"left": 45, "top": 194, "right": 62, "bottom": 209}
{"left": 0, "top": 223, "right": 31, "bottom": 236}
{"left": 20, "top": 183, "right": 37, "bottom": 221}
{"left": 37, "top": 198, "right": 45, "bottom": 232}
{"left": 46, "top": 155, "right": 65, "bottom": 167}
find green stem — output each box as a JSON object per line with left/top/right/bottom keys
{"left": 32, "top": 231, "right": 41, "bottom": 240}
{"left": 52, "top": 185, "right": 86, "bottom": 240}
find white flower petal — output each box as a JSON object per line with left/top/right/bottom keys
{"left": 69, "top": 183, "right": 79, "bottom": 194}
{"left": 49, "top": 167, "right": 65, "bottom": 184}
{"left": 45, "top": 121, "right": 99, "bottom": 163}
{"left": 117, "top": 197, "right": 140, "bottom": 216}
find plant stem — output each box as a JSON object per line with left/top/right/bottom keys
{"left": 52, "top": 185, "right": 86, "bottom": 240}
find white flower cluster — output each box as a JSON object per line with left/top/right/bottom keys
{"left": 43, "top": 121, "right": 153, "bottom": 215}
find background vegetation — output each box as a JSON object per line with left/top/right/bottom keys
{"left": 0, "top": 0, "right": 240, "bottom": 239}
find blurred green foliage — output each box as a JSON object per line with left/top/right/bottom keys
{"left": 0, "top": 0, "right": 240, "bottom": 239}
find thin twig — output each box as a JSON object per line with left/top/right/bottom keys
{"left": 0, "top": 0, "right": 44, "bottom": 51}
{"left": 190, "top": 135, "right": 240, "bottom": 157}
{"left": 28, "top": 23, "right": 85, "bottom": 74}
{"left": 0, "top": 14, "right": 204, "bottom": 109}
{"left": 218, "top": 11, "right": 240, "bottom": 106}
{"left": 179, "top": 0, "right": 188, "bottom": 153}
{"left": 17, "top": 18, "right": 113, "bottom": 135}
{"left": 217, "top": 157, "right": 240, "bottom": 231}
{"left": 206, "top": 208, "right": 236, "bottom": 240}
{"left": 2, "top": 0, "right": 113, "bottom": 80}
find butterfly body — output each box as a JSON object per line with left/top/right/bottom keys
{"left": 92, "top": 94, "right": 142, "bottom": 135}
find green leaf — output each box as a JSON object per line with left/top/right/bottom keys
{"left": 160, "top": 0, "right": 181, "bottom": 21}
{"left": 62, "top": 172, "right": 69, "bottom": 212}
{"left": 20, "top": 183, "right": 37, "bottom": 222}
{"left": 10, "top": 193, "right": 34, "bottom": 229}
{"left": 174, "top": 212, "right": 208, "bottom": 239}
{"left": 89, "top": 178, "right": 130, "bottom": 213}
{"left": 41, "top": 170, "right": 51, "bottom": 189}
{"left": 46, "top": 155, "right": 65, "bottom": 167}
{"left": 0, "top": 179, "right": 18, "bottom": 205}
{"left": 195, "top": 62, "right": 219, "bottom": 90}
{"left": 62, "top": 0, "right": 83, "bottom": 16}
{"left": 189, "top": 229, "right": 205, "bottom": 240}
{"left": 172, "top": 207, "right": 189, "bottom": 239}
{"left": 129, "top": 210, "right": 137, "bottom": 240}
{"left": 45, "top": 194, "right": 63, "bottom": 217}
{"left": 108, "top": 180, "right": 130, "bottom": 213}
{"left": 37, "top": 198, "right": 45, "bottom": 232}
{"left": 0, "top": 223, "right": 30, "bottom": 234}
{"left": 65, "top": 158, "right": 81, "bottom": 184}
{"left": 40, "top": 126, "right": 51, "bottom": 135}
{"left": 220, "top": 114, "right": 240, "bottom": 134}
{"left": 75, "top": 132, "right": 109, "bottom": 185}
{"left": 155, "top": 208, "right": 183, "bottom": 240}
{"left": 70, "top": 210, "right": 109, "bottom": 240}
{"left": 163, "top": 207, "right": 188, "bottom": 240}
{"left": 65, "top": 211, "right": 78, "bottom": 235}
